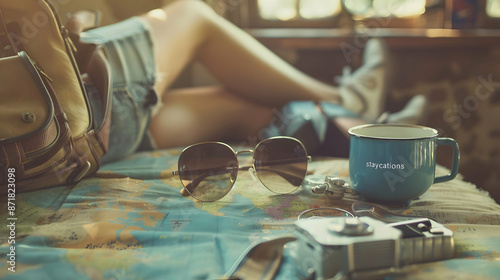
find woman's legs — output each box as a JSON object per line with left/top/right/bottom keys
{"left": 140, "top": 0, "right": 348, "bottom": 148}
{"left": 140, "top": 0, "right": 340, "bottom": 106}
{"left": 140, "top": 0, "right": 389, "bottom": 148}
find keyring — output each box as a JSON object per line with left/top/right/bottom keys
{"left": 303, "top": 175, "right": 359, "bottom": 200}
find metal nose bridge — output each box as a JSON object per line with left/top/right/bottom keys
{"left": 235, "top": 149, "right": 254, "bottom": 170}
{"left": 235, "top": 149, "right": 254, "bottom": 155}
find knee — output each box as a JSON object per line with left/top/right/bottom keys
{"left": 165, "top": 0, "right": 217, "bottom": 20}
{"left": 143, "top": 0, "right": 219, "bottom": 38}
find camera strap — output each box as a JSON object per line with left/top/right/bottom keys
{"left": 223, "top": 235, "right": 297, "bottom": 280}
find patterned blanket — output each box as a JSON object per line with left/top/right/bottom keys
{"left": 1, "top": 149, "right": 500, "bottom": 279}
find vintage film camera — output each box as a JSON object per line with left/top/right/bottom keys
{"left": 290, "top": 217, "right": 454, "bottom": 280}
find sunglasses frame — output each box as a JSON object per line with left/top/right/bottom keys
{"left": 173, "top": 136, "right": 311, "bottom": 202}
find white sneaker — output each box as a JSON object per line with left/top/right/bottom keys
{"left": 376, "top": 95, "right": 428, "bottom": 125}
{"left": 336, "top": 38, "right": 392, "bottom": 121}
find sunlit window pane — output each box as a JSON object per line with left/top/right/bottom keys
{"left": 299, "top": 0, "right": 341, "bottom": 19}
{"left": 344, "top": 0, "right": 425, "bottom": 18}
{"left": 257, "top": 0, "right": 424, "bottom": 22}
{"left": 487, "top": 0, "right": 500, "bottom": 17}
{"left": 258, "top": 0, "right": 297, "bottom": 21}
{"left": 373, "top": 0, "right": 425, "bottom": 17}
{"left": 343, "top": 0, "right": 373, "bottom": 17}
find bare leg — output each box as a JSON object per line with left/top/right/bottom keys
{"left": 140, "top": 1, "right": 394, "bottom": 148}
{"left": 149, "top": 86, "right": 275, "bottom": 148}
{"left": 140, "top": 0, "right": 346, "bottom": 148}
{"left": 140, "top": 0, "right": 340, "bottom": 106}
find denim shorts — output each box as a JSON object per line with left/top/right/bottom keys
{"left": 81, "top": 17, "right": 158, "bottom": 164}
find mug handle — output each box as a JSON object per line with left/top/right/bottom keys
{"left": 434, "top": 138, "right": 460, "bottom": 183}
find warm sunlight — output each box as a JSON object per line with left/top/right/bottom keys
{"left": 487, "top": 0, "right": 500, "bottom": 17}
{"left": 373, "top": 0, "right": 426, "bottom": 17}
{"left": 344, "top": 0, "right": 426, "bottom": 18}
{"left": 299, "top": 0, "right": 342, "bottom": 19}
{"left": 259, "top": 0, "right": 426, "bottom": 21}
{"left": 258, "top": 0, "right": 296, "bottom": 20}
{"left": 147, "top": 8, "right": 168, "bottom": 21}
{"left": 258, "top": 0, "right": 341, "bottom": 20}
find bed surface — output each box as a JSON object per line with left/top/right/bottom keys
{"left": 1, "top": 148, "right": 500, "bottom": 279}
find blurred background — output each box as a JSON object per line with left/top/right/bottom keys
{"left": 61, "top": 0, "right": 500, "bottom": 202}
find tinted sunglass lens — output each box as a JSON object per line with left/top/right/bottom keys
{"left": 253, "top": 137, "right": 308, "bottom": 194}
{"left": 178, "top": 143, "right": 238, "bottom": 201}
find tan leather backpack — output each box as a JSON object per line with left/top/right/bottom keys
{"left": 0, "top": 0, "right": 112, "bottom": 194}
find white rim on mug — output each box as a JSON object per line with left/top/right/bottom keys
{"left": 348, "top": 124, "right": 439, "bottom": 140}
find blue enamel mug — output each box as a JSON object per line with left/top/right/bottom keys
{"left": 348, "top": 124, "right": 460, "bottom": 204}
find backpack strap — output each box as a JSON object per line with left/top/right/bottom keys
{"left": 84, "top": 46, "right": 112, "bottom": 154}
{"left": 0, "top": 8, "right": 17, "bottom": 57}
{"left": 65, "top": 11, "right": 112, "bottom": 154}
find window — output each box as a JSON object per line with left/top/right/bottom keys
{"left": 219, "top": 0, "right": 500, "bottom": 29}
{"left": 248, "top": 0, "right": 343, "bottom": 28}
{"left": 248, "top": 0, "right": 427, "bottom": 28}
{"left": 257, "top": 0, "right": 342, "bottom": 21}
{"left": 487, "top": 0, "right": 500, "bottom": 17}
{"left": 343, "top": 0, "right": 426, "bottom": 19}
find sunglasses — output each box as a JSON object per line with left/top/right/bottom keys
{"left": 173, "top": 136, "right": 310, "bottom": 202}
